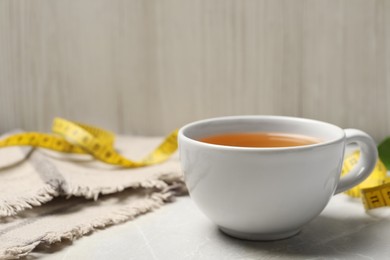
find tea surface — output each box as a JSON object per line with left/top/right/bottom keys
{"left": 199, "top": 132, "right": 320, "bottom": 148}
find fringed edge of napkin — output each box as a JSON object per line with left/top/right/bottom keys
{"left": 1, "top": 189, "right": 179, "bottom": 260}
{"left": 0, "top": 171, "right": 186, "bottom": 218}
{"left": 0, "top": 183, "right": 59, "bottom": 217}
{"left": 64, "top": 173, "right": 180, "bottom": 200}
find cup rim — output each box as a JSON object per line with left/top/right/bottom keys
{"left": 178, "top": 115, "right": 345, "bottom": 151}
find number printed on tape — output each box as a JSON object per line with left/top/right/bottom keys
{"left": 342, "top": 151, "right": 390, "bottom": 210}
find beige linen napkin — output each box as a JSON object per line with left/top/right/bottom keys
{"left": 0, "top": 134, "right": 186, "bottom": 259}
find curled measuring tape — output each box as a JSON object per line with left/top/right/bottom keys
{"left": 0, "top": 118, "right": 178, "bottom": 168}
{"left": 342, "top": 151, "right": 390, "bottom": 210}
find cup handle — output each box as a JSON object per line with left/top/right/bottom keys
{"left": 334, "top": 129, "right": 378, "bottom": 194}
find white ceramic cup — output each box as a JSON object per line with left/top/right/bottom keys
{"left": 178, "top": 116, "right": 378, "bottom": 240}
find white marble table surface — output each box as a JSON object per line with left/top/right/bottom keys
{"left": 31, "top": 193, "right": 390, "bottom": 260}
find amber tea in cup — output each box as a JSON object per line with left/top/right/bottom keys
{"left": 199, "top": 132, "right": 321, "bottom": 148}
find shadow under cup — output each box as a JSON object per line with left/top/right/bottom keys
{"left": 178, "top": 116, "right": 348, "bottom": 240}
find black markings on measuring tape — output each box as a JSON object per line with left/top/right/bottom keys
{"left": 370, "top": 195, "right": 379, "bottom": 203}
{"left": 385, "top": 190, "right": 390, "bottom": 200}
{"left": 362, "top": 183, "right": 390, "bottom": 209}
{"left": 364, "top": 190, "right": 384, "bottom": 208}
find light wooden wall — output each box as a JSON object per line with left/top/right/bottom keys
{"left": 0, "top": 0, "right": 389, "bottom": 141}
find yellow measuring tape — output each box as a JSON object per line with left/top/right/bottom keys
{"left": 0, "top": 118, "right": 178, "bottom": 168}
{"left": 342, "top": 151, "right": 390, "bottom": 210}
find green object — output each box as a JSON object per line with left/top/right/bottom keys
{"left": 378, "top": 137, "right": 390, "bottom": 170}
